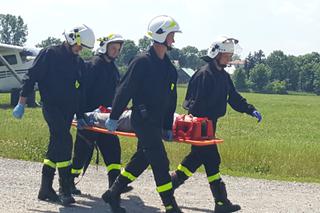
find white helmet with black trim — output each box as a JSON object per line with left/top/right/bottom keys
{"left": 63, "top": 24, "right": 95, "bottom": 49}
{"left": 202, "top": 36, "right": 242, "bottom": 62}
{"left": 96, "top": 33, "right": 124, "bottom": 54}
{"left": 146, "top": 15, "right": 181, "bottom": 43}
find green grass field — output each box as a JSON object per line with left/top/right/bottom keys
{"left": 0, "top": 87, "right": 319, "bottom": 183}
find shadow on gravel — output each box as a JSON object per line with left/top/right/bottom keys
{"left": 27, "top": 194, "right": 162, "bottom": 213}
{"left": 181, "top": 206, "right": 214, "bottom": 212}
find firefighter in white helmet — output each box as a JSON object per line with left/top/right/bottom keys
{"left": 170, "top": 36, "right": 262, "bottom": 213}
{"left": 71, "top": 33, "right": 133, "bottom": 195}
{"left": 102, "top": 15, "right": 183, "bottom": 213}
{"left": 13, "top": 24, "right": 95, "bottom": 206}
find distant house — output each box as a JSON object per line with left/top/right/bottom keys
{"left": 172, "top": 60, "right": 195, "bottom": 84}
{"left": 177, "top": 67, "right": 194, "bottom": 84}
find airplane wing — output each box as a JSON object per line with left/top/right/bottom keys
{"left": 0, "top": 43, "right": 24, "bottom": 52}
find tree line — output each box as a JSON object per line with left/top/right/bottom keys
{"left": 232, "top": 50, "right": 320, "bottom": 95}
{"left": 1, "top": 14, "right": 319, "bottom": 95}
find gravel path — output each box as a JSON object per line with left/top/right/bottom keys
{"left": 0, "top": 157, "right": 319, "bottom": 213}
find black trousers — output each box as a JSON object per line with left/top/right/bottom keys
{"left": 180, "top": 120, "right": 221, "bottom": 177}
{"left": 124, "top": 118, "right": 171, "bottom": 188}
{"left": 42, "top": 104, "right": 74, "bottom": 163}
{"left": 72, "top": 129, "right": 121, "bottom": 174}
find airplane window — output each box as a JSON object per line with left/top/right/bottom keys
{"left": 20, "top": 48, "right": 39, "bottom": 63}
{"left": 0, "top": 54, "right": 17, "bottom": 66}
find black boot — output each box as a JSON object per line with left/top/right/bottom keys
{"left": 38, "top": 165, "right": 60, "bottom": 203}
{"left": 70, "top": 176, "right": 81, "bottom": 195}
{"left": 59, "top": 175, "right": 81, "bottom": 195}
{"left": 102, "top": 176, "right": 127, "bottom": 213}
{"left": 59, "top": 177, "right": 76, "bottom": 206}
{"left": 58, "top": 167, "right": 75, "bottom": 206}
{"left": 160, "top": 191, "right": 183, "bottom": 213}
{"left": 210, "top": 180, "right": 241, "bottom": 213}
{"left": 108, "top": 170, "right": 133, "bottom": 194}
{"left": 171, "top": 171, "right": 188, "bottom": 190}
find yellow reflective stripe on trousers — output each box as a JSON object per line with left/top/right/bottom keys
{"left": 156, "top": 182, "right": 172, "bottom": 193}
{"left": 43, "top": 159, "right": 56, "bottom": 169}
{"left": 208, "top": 172, "right": 221, "bottom": 183}
{"left": 71, "top": 168, "right": 83, "bottom": 175}
{"left": 121, "top": 169, "right": 136, "bottom": 181}
{"left": 165, "top": 205, "right": 173, "bottom": 210}
{"left": 56, "top": 160, "right": 71, "bottom": 168}
{"left": 107, "top": 164, "right": 121, "bottom": 172}
{"left": 177, "top": 164, "right": 193, "bottom": 177}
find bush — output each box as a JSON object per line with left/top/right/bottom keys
{"left": 266, "top": 80, "right": 288, "bottom": 94}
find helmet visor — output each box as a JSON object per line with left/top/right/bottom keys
{"left": 222, "top": 39, "right": 242, "bottom": 59}
{"left": 232, "top": 43, "right": 242, "bottom": 60}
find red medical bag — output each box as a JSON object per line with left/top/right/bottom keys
{"left": 173, "top": 114, "right": 214, "bottom": 141}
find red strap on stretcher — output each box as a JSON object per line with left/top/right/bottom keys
{"left": 72, "top": 122, "right": 223, "bottom": 146}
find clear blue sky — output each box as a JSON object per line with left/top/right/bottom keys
{"left": 1, "top": 0, "right": 319, "bottom": 58}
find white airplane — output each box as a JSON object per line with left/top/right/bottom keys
{"left": 0, "top": 43, "right": 39, "bottom": 106}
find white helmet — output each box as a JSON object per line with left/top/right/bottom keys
{"left": 202, "top": 36, "right": 241, "bottom": 61}
{"left": 63, "top": 24, "right": 95, "bottom": 49}
{"left": 96, "top": 33, "right": 124, "bottom": 54}
{"left": 147, "top": 15, "right": 181, "bottom": 43}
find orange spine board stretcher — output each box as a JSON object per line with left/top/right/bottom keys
{"left": 72, "top": 122, "right": 223, "bottom": 146}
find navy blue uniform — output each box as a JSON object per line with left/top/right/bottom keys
{"left": 20, "top": 43, "right": 85, "bottom": 178}
{"left": 109, "top": 46, "right": 177, "bottom": 200}
{"left": 177, "top": 61, "right": 256, "bottom": 183}
{"left": 71, "top": 55, "right": 121, "bottom": 184}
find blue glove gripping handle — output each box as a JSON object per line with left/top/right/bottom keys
{"left": 105, "top": 118, "right": 118, "bottom": 132}
{"left": 253, "top": 110, "right": 262, "bottom": 122}
{"left": 13, "top": 103, "right": 25, "bottom": 119}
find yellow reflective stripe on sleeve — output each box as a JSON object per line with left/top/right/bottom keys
{"left": 43, "top": 159, "right": 56, "bottom": 169}
{"left": 207, "top": 172, "right": 221, "bottom": 183}
{"left": 75, "top": 80, "right": 80, "bottom": 89}
{"left": 171, "top": 83, "right": 175, "bottom": 91}
{"left": 121, "top": 169, "right": 136, "bottom": 181}
{"left": 107, "top": 164, "right": 121, "bottom": 172}
{"left": 56, "top": 160, "right": 71, "bottom": 168}
{"left": 177, "top": 164, "right": 193, "bottom": 177}
{"left": 71, "top": 168, "right": 83, "bottom": 175}
{"left": 156, "top": 182, "right": 172, "bottom": 193}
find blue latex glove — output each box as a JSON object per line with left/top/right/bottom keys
{"left": 105, "top": 118, "right": 118, "bottom": 132}
{"left": 77, "top": 118, "right": 89, "bottom": 130}
{"left": 162, "top": 129, "right": 174, "bottom": 142}
{"left": 13, "top": 103, "right": 25, "bottom": 119}
{"left": 252, "top": 110, "right": 262, "bottom": 122}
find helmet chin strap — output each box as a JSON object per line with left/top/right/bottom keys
{"left": 107, "top": 54, "right": 116, "bottom": 61}
{"left": 212, "top": 59, "right": 226, "bottom": 70}
{"left": 164, "top": 40, "right": 173, "bottom": 51}
{"left": 154, "top": 40, "right": 173, "bottom": 51}
{"left": 101, "top": 52, "right": 116, "bottom": 62}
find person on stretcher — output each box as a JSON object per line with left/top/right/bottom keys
{"left": 80, "top": 109, "right": 215, "bottom": 140}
